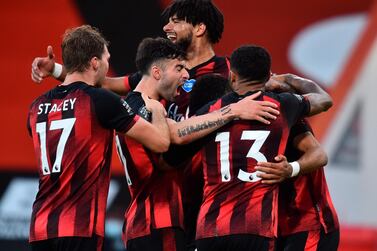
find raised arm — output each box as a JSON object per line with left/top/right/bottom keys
{"left": 31, "top": 46, "right": 131, "bottom": 95}
{"left": 31, "top": 46, "right": 67, "bottom": 83}
{"left": 255, "top": 131, "right": 328, "bottom": 184}
{"left": 270, "top": 73, "right": 333, "bottom": 116}
{"left": 169, "top": 91, "right": 280, "bottom": 145}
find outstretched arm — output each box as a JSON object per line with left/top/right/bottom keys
{"left": 31, "top": 46, "right": 131, "bottom": 95}
{"left": 169, "top": 91, "right": 280, "bottom": 145}
{"left": 270, "top": 73, "right": 333, "bottom": 116}
{"left": 255, "top": 131, "right": 328, "bottom": 184}
{"left": 101, "top": 77, "right": 130, "bottom": 95}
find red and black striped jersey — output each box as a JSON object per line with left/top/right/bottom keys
{"left": 194, "top": 91, "right": 310, "bottom": 239}
{"left": 278, "top": 119, "right": 339, "bottom": 236}
{"left": 115, "top": 92, "right": 184, "bottom": 244}
{"left": 27, "top": 82, "right": 138, "bottom": 242}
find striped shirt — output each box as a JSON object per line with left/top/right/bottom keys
{"left": 27, "top": 82, "right": 138, "bottom": 241}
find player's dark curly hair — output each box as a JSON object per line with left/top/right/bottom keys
{"left": 230, "top": 45, "right": 271, "bottom": 84}
{"left": 189, "top": 74, "right": 231, "bottom": 115}
{"left": 161, "top": 0, "right": 224, "bottom": 44}
{"left": 135, "top": 37, "right": 186, "bottom": 75}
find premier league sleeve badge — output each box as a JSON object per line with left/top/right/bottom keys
{"left": 181, "top": 79, "right": 196, "bottom": 93}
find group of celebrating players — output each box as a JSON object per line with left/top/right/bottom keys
{"left": 28, "top": 0, "right": 340, "bottom": 251}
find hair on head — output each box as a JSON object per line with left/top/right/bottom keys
{"left": 62, "top": 25, "right": 109, "bottom": 73}
{"left": 162, "top": 0, "right": 224, "bottom": 44}
{"left": 230, "top": 45, "right": 271, "bottom": 84}
{"left": 135, "top": 37, "right": 186, "bottom": 75}
{"left": 189, "top": 73, "right": 231, "bottom": 115}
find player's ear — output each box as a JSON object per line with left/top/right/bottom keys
{"left": 91, "top": 57, "right": 99, "bottom": 71}
{"left": 229, "top": 70, "right": 238, "bottom": 89}
{"left": 151, "top": 65, "right": 161, "bottom": 80}
{"left": 195, "top": 23, "right": 206, "bottom": 37}
{"left": 230, "top": 70, "right": 237, "bottom": 83}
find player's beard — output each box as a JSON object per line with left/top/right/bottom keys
{"left": 176, "top": 31, "right": 193, "bottom": 52}
{"left": 160, "top": 83, "right": 176, "bottom": 102}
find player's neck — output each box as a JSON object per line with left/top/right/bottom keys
{"left": 62, "top": 72, "right": 96, "bottom": 86}
{"left": 135, "top": 77, "right": 160, "bottom": 101}
{"left": 233, "top": 82, "right": 266, "bottom": 95}
{"left": 185, "top": 41, "right": 215, "bottom": 69}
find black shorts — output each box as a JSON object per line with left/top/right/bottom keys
{"left": 127, "top": 227, "right": 187, "bottom": 251}
{"left": 276, "top": 228, "right": 339, "bottom": 251}
{"left": 30, "top": 234, "right": 104, "bottom": 251}
{"left": 196, "top": 234, "right": 274, "bottom": 251}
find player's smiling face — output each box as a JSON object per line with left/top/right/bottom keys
{"left": 158, "top": 58, "right": 189, "bottom": 101}
{"left": 163, "top": 15, "right": 194, "bottom": 51}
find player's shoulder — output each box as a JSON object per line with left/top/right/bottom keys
{"left": 82, "top": 83, "right": 121, "bottom": 102}
{"left": 83, "top": 83, "right": 112, "bottom": 96}
{"left": 124, "top": 92, "right": 145, "bottom": 111}
{"left": 200, "top": 91, "right": 239, "bottom": 113}
{"left": 213, "top": 55, "right": 230, "bottom": 68}
{"left": 212, "top": 91, "right": 239, "bottom": 107}
{"left": 30, "top": 92, "right": 48, "bottom": 106}
{"left": 213, "top": 55, "right": 229, "bottom": 62}
{"left": 196, "top": 55, "right": 229, "bottom": 71}
{"left": 77, "top": 82, "right": 128, "bottom": 115}
{"left": 263, "top": 91, "right": 304, "bottom": 103}
{"left": 124, "top": 91, "right": 151, "bottom": 121}
{"left": 222, "top": 91, "right": 240, "bottom": 104}
{"left": 124, "top": 91, "right": 142, "bottom": 103}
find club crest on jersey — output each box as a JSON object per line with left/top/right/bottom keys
{"left": 181, "top": 79, "right": 196, "bottom": 93}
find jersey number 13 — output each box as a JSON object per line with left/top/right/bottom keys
{"left": 215, "top": 130, "right": 270, "bottom": 183}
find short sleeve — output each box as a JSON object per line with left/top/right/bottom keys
{"left": 89, "top": 88, "right": 139, "bottom": 133}
{"left": 278, "top": 93, "right": 311, "bottom": 127}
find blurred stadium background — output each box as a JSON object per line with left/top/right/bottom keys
{"left": 0, "top": 0, "right": 376, "bottom": 250}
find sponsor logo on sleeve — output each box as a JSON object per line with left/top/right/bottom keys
{"left": 121, "top": 99, "right": 134, "bottom": 115}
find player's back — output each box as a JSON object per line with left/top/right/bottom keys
{"left": 27, "top": 82, "right": 114, "bottom": 241}
{"left": 195, "top": 90, "right": 310, "bottom": 240}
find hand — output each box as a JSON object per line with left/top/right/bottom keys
{"left": 265, "top": 74, "right": 294, "bottom": 93}
{"left": 232, "top": 91, "right": 280, "bottom": 124}
{"left": 31, "top": 45, "right": 56, "bottom": 83}
{"left": 255, "top": 155, "right": 292, "bottom": 184}
{"left": 141, "top": 93, "right": 166, "bottom": 116}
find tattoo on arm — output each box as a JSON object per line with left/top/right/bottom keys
{"left": 177, "top": 105, "right": 234, "bottom": 138}
{"left": 177, "top": 118, "right": 228, "bottom": 137}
